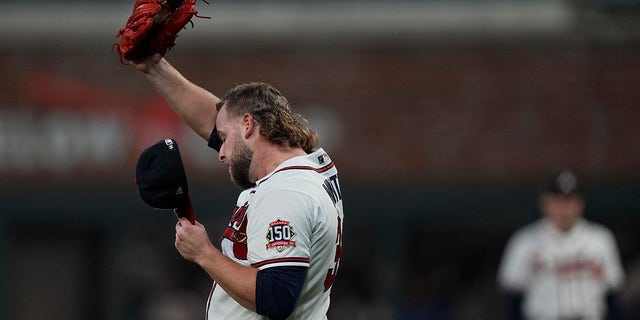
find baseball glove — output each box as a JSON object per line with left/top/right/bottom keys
{"left": 114, "top": 0, "right": 208, "bottom": 63}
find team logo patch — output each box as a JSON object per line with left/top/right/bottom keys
{"left": 266, "top": 219, "right": 296, "bottom": 252}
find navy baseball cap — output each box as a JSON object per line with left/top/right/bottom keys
{"left": 542, "top": 169, "right": 582, "bottom": 196}
{"left": 135, "top": 138, "right": 195, "bottom": 223}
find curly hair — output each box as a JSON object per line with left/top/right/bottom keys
{"left": 216, "top": 82, "right": 318, "bottom": 153}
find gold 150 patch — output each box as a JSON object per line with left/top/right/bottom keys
{"left": 266, "top": 219, "right": 296, "bottom": 252}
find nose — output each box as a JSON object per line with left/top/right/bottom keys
{"left": 218, "top": 143, "right": 226, "bottom": 162}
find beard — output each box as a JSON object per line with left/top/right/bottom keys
{"left": 229, "top": 138, "right": 256, "bottom": 189}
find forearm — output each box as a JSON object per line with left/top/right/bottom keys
{"left": 606, "top": 290, "right": 623, "bottom": 320}
{"left": 144, "top": 58, "right": 219, "bottom": 140}
{"left": 504, "top": 290, "right": 524, "bottom": 320}
{"left": 196, "top": 245, "right": 258, "bottom": 311}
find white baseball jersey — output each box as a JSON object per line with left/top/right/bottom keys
{"left": 498, "top": 218, "right": 624, "bottom": 320}
{"left": 206, "top": 148, "right": 344, "bottom": 320}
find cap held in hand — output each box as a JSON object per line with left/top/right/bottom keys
{"left": 135, "top": 138, "right": 195, "bottom": 224}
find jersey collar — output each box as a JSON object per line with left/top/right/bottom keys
{"left": 255, "top": 148, "right": 327, "bottom": 187}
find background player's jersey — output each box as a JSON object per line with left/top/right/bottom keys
{"left": 207, "top": 148, "right": 344, "bottom": 320}
{"left": 498, "top": 218, "right": 624, "bottom": 320}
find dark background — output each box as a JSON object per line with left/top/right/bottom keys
{"left": 1, "top": 1, "right": 639, "bottom": 319}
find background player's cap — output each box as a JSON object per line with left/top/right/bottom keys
{"left": 542, "top": 169, "right": 582, "bottom": 196}
{"left": 135, "top": 139, "right": 192, "bottom": 217}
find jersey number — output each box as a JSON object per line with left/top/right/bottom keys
{"left": 324, "top": 216, "right": 343, "bottom": 291}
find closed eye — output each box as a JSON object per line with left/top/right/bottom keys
{"left": 217, "top": 130, "right": 226, "bottom": 143}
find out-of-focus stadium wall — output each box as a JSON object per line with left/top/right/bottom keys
{"left": 1, "top": 1, "right": 639, "bottom": 184}
{"left": 1, "top": 1, "right": 639, "bottom": 319}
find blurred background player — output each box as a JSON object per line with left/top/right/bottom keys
{"left": 498, "top": 170, "right": 625, "bottom": 320}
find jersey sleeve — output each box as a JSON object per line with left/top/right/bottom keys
{"left": 246, "top": 189, "right": 316, "bottom": 270}
{"left": 498, "top": 230, "right": 531, "bottom": 291}
{"left": 600, "top": 228, "right": 625, "bottom": 290}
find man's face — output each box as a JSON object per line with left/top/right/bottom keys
{"left": 216, "top": 106, "right": 255, "bottom": 189}
{"left": 540, "top": 193, "right": 584, "bottom": 232}
{"left": 228, "top": 136, "right": 254, "bottom": 189}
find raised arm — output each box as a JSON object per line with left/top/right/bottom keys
{"left": 133, "top": 54, "right": 219, "bottom": 140}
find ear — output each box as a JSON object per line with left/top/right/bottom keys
{"left": 242, "top": 113, "right": 257, "bottom": 139}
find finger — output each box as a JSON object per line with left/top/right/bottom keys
{"left": 176, "top": 217, "right": 191, "bottom": 232}
{"left": 150, "top": 53, "right": 162, "bottom": 64}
